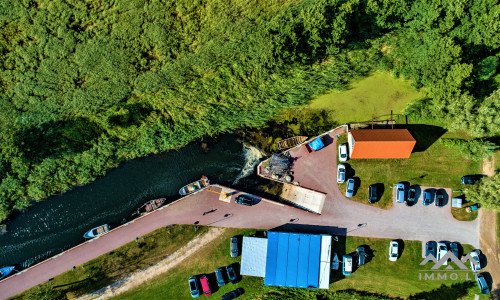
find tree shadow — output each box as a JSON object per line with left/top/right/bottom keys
{"left": 409, "top": 281, "right": 475, "bottom": 299}
{"left": 394, "top": 124, "right": 447, "bottom": 153}
{"left": 14, "top": 117, "right": 102, "bottom": 163}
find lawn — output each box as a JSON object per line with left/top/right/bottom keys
{"left": 12, "top": 225, "right": 209, "bottom": 300}
{"left": 306, "top": 71, "right": 427, "bottom": 124}
{"left": 336, "top": 127, "right": 480, "bottom": 221}
{"left": 111, "top": 229, "right": 486, "bottom": 300}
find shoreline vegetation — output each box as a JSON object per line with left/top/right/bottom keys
{"left": 1, "top": 0, "right": 499, "bottom": 222}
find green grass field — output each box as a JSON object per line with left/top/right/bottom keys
{"left": 336, "top": 128, "right": 480, "bottom": 221}
{"left": 111, "top": 229, "right": 486, "bottom": 300}
{"left": 306, "top": 71, "right": 427, "bottom": 124}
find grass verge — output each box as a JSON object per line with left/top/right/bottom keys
{"left": 12, "top": 225, "right": 209, "bottom": 300}
{"left": 110, "top": 229, "right": 485, "bottom": 300}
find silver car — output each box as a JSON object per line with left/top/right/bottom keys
{"left": 337, "top": 164, "right": 346, "bottom": 183}
{"left": 230, "top": 236, "right": 238, "bottom": 258}
{"left": 437, "top": 242, "right": 448, "bottom": 265}
{"left": 469, "top": 250, "right": 481, "bottom": 272}
{"left": 395, "top": 183, "right": 406, "bottom": 203}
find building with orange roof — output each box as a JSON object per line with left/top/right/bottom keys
{"left": 347, "top": 129, "right": 416, "bottom": 159}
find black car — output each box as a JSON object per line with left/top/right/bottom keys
{"left": 461, "top": 175, "right": 483, "bottom": 185}
{"left": 368, "top": 185, "right": 377, "bottom": 203}
{"left": 425, "top": 241, "right": 437, "bottom": 258}
{"left": 449, "top": 242, "right": 459, "bottom": 259}
{"left": 435, "top": 189, "right": 445, "bottom": 207}
{"left": 221, "top": 288, "right": 243, "bottom": 300}
{"left": 356, "top": 246, "right": 367, "bottom": 266}
{"left": 406, "top": 186, "right": 417, "bottom": 206}
{"left": 235, "top": 194, "right": 254, "bottom": 206}
{"left": 226, "top": 264, "right": 239, "bottom": 284}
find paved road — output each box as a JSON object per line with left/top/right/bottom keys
{"left": 0, "top": 127, "right": 479, "bottom": 298}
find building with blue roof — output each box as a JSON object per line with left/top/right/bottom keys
{"left": 240, "top": 232, "right": 331, "bottom": 289}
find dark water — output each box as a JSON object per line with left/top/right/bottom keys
{"left": 0, "top": 135, "right": 261, "bottom": 268}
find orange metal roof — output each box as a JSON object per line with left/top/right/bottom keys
{"left": 350, "top": 129, "right": 416, "bottom": 159}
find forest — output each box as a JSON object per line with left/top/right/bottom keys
{"left": 0, "top": 0, "right": 499, "bottom": 221}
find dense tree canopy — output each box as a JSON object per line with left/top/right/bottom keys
{"left": 0, "top": 0, "right": 499, "bottom": 221}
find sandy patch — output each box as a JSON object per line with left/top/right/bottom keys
{"left": 78, "top": 227, "right": 226, "bottom": 300}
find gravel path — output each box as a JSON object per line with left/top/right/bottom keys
{"left": 77, "top": 227, "right": 226, "bottom": 300}
{"left": 479, "top": 156, "right": 499, "bottom": 299}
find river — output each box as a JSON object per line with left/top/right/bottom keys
{"left": 0, "top": 135, "right": 264, "bottom": 268}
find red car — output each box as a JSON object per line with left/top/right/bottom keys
{"left": 200, "top": 275, "right": 212, "bottom": 296}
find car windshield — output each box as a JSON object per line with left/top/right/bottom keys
{"left": 341, "top": 154, "right": 346, "bottom": 158}
{"left": 339, "top": 168, "right": 345, "bottom": 172}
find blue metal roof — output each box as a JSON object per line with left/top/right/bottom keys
{"left": 265, "top": 232, "right": 322, "bottom": 289}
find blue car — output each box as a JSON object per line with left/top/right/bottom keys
{"left": 188, "top": 276, "right": 200, "bottom": 298}
{"left": 345, "top": 179, "right": 355, "bottom": 197}
{"left": 476, "top": 273, "right": 490, "bottom": 294}
{"left": 425, "top": 241, "right": 437, "bottom": 259}
{"left": 422, "top": 189, "right": 433, "bottom": 206}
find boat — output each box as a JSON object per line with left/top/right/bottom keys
{"left": 277, "top": 136, "right": 308, "bottom": 150}
{"left": 0, "top": 266, "right": 15, "bottom": 280}
{"left": 135, "top": 198, "right": 166, "bottom": 215}
{"left": 83, "top": 224, "right": 110, "bottom": 239}
{"left": 331, "top": 252, "right": 339, "bottom": 270}
{"left": 179, "top": 176, "right": 210, "bottom": 196}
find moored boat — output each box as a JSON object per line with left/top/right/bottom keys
{"left": 83, "top": 224, "right": 110, "bottom": 239}
{"left": 0, "top": 266, "right": 15, "bottom": 280}
{"left": 136, "top": 198, "right": 166, "bottom": 215}
{"left": 179, "top": 176, "right": 210, "bottom": 196}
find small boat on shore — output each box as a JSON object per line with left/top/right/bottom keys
{"left": 179, "top": 176, "right": 210, "bottom": 196}
{"left": 0, "top": 266, "right": 15, "bottom": 280}
{"left": 83, "top": 224, "right": 110, "bottom": 239}
{"left": 135, "top": 198, "right": 166, "bottom": 215}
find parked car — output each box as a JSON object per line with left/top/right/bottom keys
{"left": 406, "top": 186, "right": 417, "bottom": 206}
{"left": 437, "top": 242, "right": 448, "bottom": 265}
{"left": 221, "top": 288, "right": 243, "bottom": 300}
{"left": 476, "top": 273, "right": 490, "bottom": 294}
{"left": 422, "top": 189, "right": 433, "bottom": 206}
{"left": 449, "top": 242, "right": 459, "bottom": 259}
{"left": 188, "top": 276, "right": 200, "bottom": 298}
{"left": 461, "top": 175, "right": 483, "bottom": 185}
{"left": 435, "top": 189, "right": 445, "bottom": 207}
{"left": 345, "top": 178, "right": 355, "bottom": 197}
{"left": 337, "top": 164, "right": 346, "bottom": 183}
{"left": 226, "top": 264, "right": 238, "bottom": 284}
{"left": 200, "top": 275, "right": 212, "bottom": 296}
{"left": 215, "top": 267, "right": 226, "bottom": 287}
{"left": 356, "top": 246, "right": 367, "bottom": 267}
{"left": 230, "top": 236, "right": 239, "bottom": 257}
{"left": 389, "top": 240, "right": 399, "bottom": 261}
{"left": 235, "top": 194, "right": 253, "bottom": 206}
{"left": 469, "top": 250, "right": 481, "bottom": 272}
{"left": 368, "top": 185, "right": 377, "bottom": 203}
{"left": 395, "top": 183, "right": 407, "bottom": 203}
{"left": 342, "top": 255, "right": 352, "bottom": 276}
{"left": 338, "top": 144, "right": 348, "bottom": 162}
{"left": 425, "top": 241, "right": 437, "bottom": 259}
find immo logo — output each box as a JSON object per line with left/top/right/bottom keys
{"left": 418, "top": 252, "right": 480, "bottom": 281}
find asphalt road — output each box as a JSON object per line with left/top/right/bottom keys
{"left": 0, "top": 127, "right": 479, "bottom": 298}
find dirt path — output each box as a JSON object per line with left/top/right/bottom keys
{"left": 78, "top": 227, "right": 227, "bottom": 300}
{"left": 479, "top": 156, "right": 499, "bottom": 299}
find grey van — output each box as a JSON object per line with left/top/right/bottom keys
{"left": 395, "top": 183, "right": 407, "bottom": 203}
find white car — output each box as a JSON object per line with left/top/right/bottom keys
{"left": 469, "top": 250, "right": 481, "bottom": 272}
{"left": 389, "top": 240, "right": 398, "bottom": 261}
{"left": 437, "top": 242, "right": 448, "bottom": 265}
{"left": 337, "top": 164, "right": 346, "bottom": 183}
{"left": 338, "top": 144, "right": 348, "bottom": 162}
